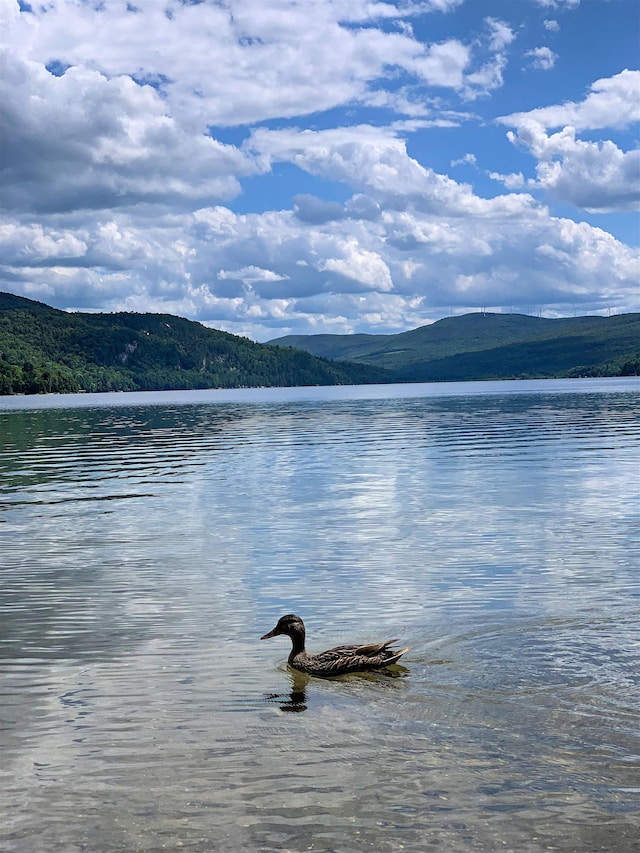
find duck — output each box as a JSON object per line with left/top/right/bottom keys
{"left": 261, "top": 614, "right": 410, "bottom": 677}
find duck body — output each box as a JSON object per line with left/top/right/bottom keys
{"left": 261, "top": 614, "right": 410, "bottom": 677}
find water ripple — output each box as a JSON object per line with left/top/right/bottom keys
{"left": 1, "top": 382, "right": 639, "bottom": 852}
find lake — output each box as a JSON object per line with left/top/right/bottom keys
{"left": 1, "top": 378, "right": 639, "bottom": 852}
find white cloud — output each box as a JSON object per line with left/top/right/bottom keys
{"left": 488, "top": 172, "right": 526, "bottom": 190}
{"left": 409, "top": 39, "right": 470, "bottom": 89}
{"left": 217, "top": 266, "right": 289, "bottom": 285}
{"left": 4, "top": 0, "right": 495, "bottom": 129}
{"left": 456, "top": 17, "right": 515, "bottom": 100}
{"left": 2, "top": 157, "right": 637, "bottom": 337}
{"left": 532, "top": 0, "right": 580, "bottom": 9}
{"left": 0, "top": 222, "right": 87, "bottom": 263}
{"left": 532, "top": 134, "right": 640, "bottom": 212}
{"left": 543, "top": 19, "right": 560, "bottom": 32}
{"left": 421, "top": 0, "right": 466, "bottom": 10}
{"left": 0, "top": 0, "right": 637, "bottom": 338}
{"left": 0, "top": 51, "right": 255, "bottom": 213}
{"left": 485, "top": 17, "right": 516, "bottom": 52}
{"left": 525, "top": 46, "right": 558, "bottom": 70}
{"left": 248, "top": 124, "right": 547, "bottom": 223}
{"left": 248, "top": 124, "right": 485, "bottom": 217}
{"left": 0, "top": 0, "right": 519, "bottom": 229}
{"left": 463, "top": 53, "right": 507, "bottom": 98}
{"left": 501, "top": 70, "right": 640, "bottom": 132}
{"left": 294, "top": 195, "right": 346, "bottom": 225}
{"left": 499, "top": 70, "right": 640, "bottom": 211}
{"left": 320, "top": 240, "right": 393, "bottom": 291}
{"left": 451, "top": 153, "right": 477, "bottom": 167}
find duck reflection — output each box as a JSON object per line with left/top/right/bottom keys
{"left": 265, "top": 663, "right": 410, "bottom": 713}
{"left": 265, "top": 670, "right": 310, "bottom": 713}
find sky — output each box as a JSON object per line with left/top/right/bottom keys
{"left": 1, "top": 0, "right": 639, "bottom": 341}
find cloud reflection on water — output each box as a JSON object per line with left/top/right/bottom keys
{"left": 1, "top": 380, "right": 639, "bottom": 851}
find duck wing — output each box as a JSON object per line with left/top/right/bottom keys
{"left": 352, "top": 639, "right": 401, "bottom": 656}
{"left": 298, "top": 640, "right": 410, "bottom": 676}
{"left": 320, "top": 639, "right": 399, "bottom": 657}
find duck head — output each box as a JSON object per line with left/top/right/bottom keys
{"left": 261, "top": 614, "right": 306, "bottom": 642}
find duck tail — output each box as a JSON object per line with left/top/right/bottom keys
{"left": 384, "top": 645, "right": 410, "bottom": 666}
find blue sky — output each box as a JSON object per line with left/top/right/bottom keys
{"left": 1, "top": 0, "right": 638, "bottom": 340}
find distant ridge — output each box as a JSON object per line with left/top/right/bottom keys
{"left": 268, "top": 311, "right": 640, "bottom": 382}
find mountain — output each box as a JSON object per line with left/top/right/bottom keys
{"left": 0, "top": 293, "right": 386, "bottom": 395}
{"left": 268, "top": 312, "right": 640, "bottom": 381}
{"left": 2, "top": 292, "right": 637, "bottom": 395}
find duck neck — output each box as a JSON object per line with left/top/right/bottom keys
{"left": 288, "top": 627, "right": 306, "bottom": 661}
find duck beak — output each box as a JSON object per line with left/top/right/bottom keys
{"left": 261, "top": 627, "right": 279, "bottom": 640}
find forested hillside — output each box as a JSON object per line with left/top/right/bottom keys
{"left": 2, "top": 292, "right": 637, "bottom": 395}
{"left": 0, "top": 293, "right": 385, "bottom": 394}
{"left": 269, "top": 312, "right": 640, "bottom": 381}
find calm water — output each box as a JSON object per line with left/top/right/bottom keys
{"left": 1, "top": 378, "right": 639, "bottom": 853}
